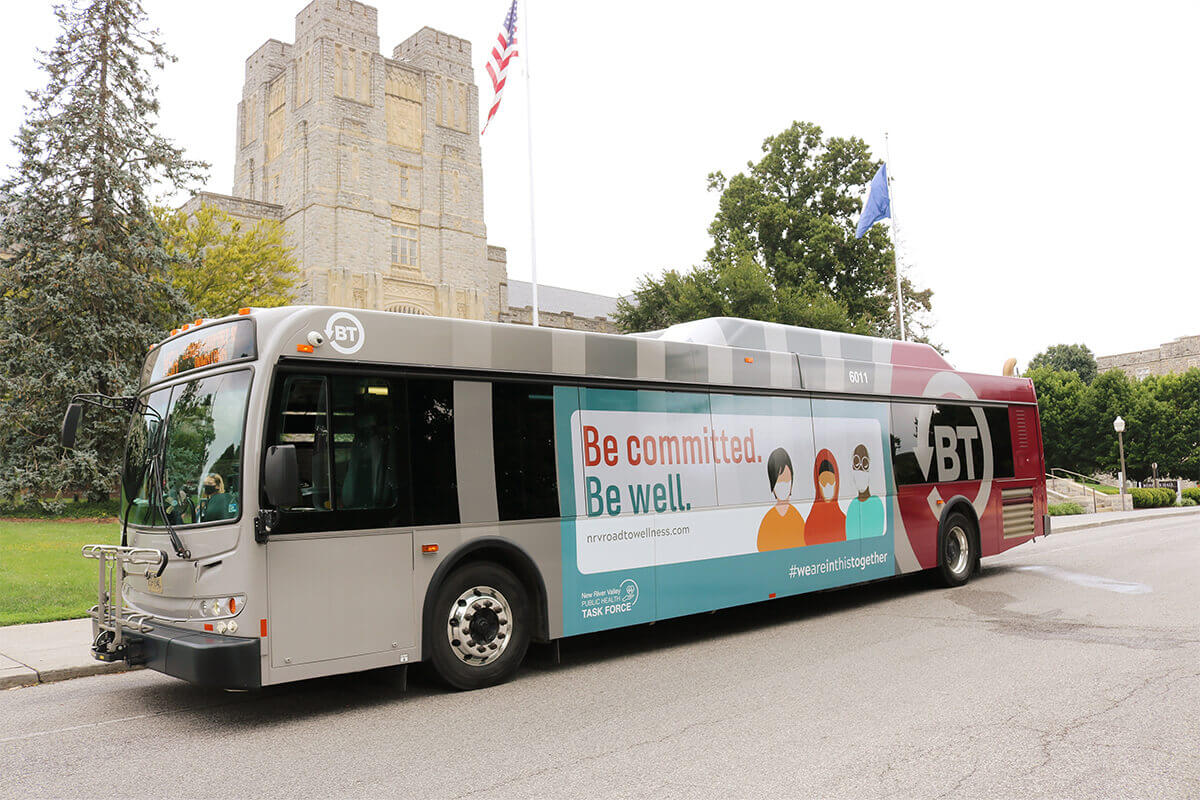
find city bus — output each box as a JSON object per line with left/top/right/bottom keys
{"left": 64, "top": 307, "right": 1049, "bottom": 690}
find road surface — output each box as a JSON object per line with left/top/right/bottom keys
{"left": 1, "top": 515, "right": 1197, "bottom": 799}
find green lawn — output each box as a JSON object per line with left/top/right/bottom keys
{"left": 0, "top": 520, "right": 120, "bottom": 626}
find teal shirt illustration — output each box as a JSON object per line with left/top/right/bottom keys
{"left": 846, "top": 495, "right": 886, "bottom": 539}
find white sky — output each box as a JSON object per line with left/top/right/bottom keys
{"left": 2, "top": 1, "right": 1197, "bottom": 374}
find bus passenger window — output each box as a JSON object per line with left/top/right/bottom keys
{"left": 407, "top": 378, "right": 459, "bottom": 526}
{"left": 892, "top": 402, "right": 1016, "bottom": 485}
{"left": 492, "top": 382, "right": 559, "bottom": 521}
{"left": 276, "top": 376, "right": 331, "bottom": 511}
{"left": 331, "top": 378, "right": 399, "bottom": 511}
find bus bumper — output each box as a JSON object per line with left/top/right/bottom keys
{"left": 93, "top": 623, "right": 261, "bottom": 690}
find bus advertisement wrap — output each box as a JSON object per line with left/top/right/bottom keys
{"left": 555, "top": 387, "right": 897, "bottom": 635}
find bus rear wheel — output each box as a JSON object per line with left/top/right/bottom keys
{"left": 428, "top": 562, "right": 531, "bottom": 690}
{"left": 937, "top": 511, "right": 977, "bottom": 588}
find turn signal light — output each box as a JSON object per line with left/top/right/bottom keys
{"left": 296, "top": 344, "right": 315, "bottom": 353}
{"left": 744, "top": 357, "right": 755, "bottom": 364}
{"left": 170, "top": 329, "right": 179, "bottom": 336}
{"left": 237, "top": 307, "right": 251, "bottom": 315}
{"left": 421, "top": 544, "right": 439, "bottom": 554}
{"left": 194, "top": 319, "right": 204, "bottom": 326}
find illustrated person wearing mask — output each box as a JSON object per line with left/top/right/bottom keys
{"left": 845, "top": 444, "right": 885, "bottom": 539}
{"left": 805, "top": 449, "right": 846, "bottom": 544}
{"left": 756, "top": 447, "right": 806, "bottom": 551}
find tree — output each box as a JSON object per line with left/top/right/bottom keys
{"left": 1028, "top": 343, "right": 1098, "bottom": 383}
{"left": 1027, "top": 367, "right": 1091, "bottom": 471}
{"left": 0, "top": 0, "right": 203, "bottom": 502}
{"left": 616, "top": 121, "right": 934, "bottom": 341}
{"left": 158, "top": 205, "right": 299, "bottom": 317}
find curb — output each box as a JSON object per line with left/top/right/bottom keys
{"left": 0, "top": 658, "right": 134, "bottom": 691}
{"left": 1051, "top": 507, "right": 1200, "bottom": 533}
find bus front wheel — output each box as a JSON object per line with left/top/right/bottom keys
{"left": 427, "top": 562, "right": 531, "bottom": 690}
{"left": 937, "top": 511, "right": 977, "bottom": 588}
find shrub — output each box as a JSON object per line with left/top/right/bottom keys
{"left": 1130, "top": 487, "right": 1176, "bottom": 509}
{"left": 1182, "top": 497, "right": 1197, "bottom": 507}
{"left": 1048, "top": 502, "right": 1085, "bottom": 516}
{"left": 1183, "top": 487, "right": 1200, "bottom": 504}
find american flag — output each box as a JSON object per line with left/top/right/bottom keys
{"left": 481, "top": 0, "right": 519, "bottom": 134}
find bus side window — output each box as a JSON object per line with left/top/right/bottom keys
{"left": 277, "top": 376, "right": 331, "bottom": 511}
{"left": 407, "top": 378, "right": 459, "bottom": 526}
{"left": 892, "top": 402, "right": 1016, "bottom": 484}
{"left": 492, "top": 381, "right": 559, "bottom": 521}
{"left": 330, "top": 377, "right": 400, "bottom": 511}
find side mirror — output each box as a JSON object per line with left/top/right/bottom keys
{"left": 61, "top": 403, "right": 84, "bottom": 450}
{"left": 263, "top": 445, "right": 300, "bottom": 509}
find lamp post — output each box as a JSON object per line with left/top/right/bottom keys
{"left": 1114, "top": 416, "right": 1127, "bottom": 511}
{"left": 1152, "top": 462, "right": 1158, "bottom": 488}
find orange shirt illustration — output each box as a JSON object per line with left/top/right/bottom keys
{"left": 757, "top": 447, "right": 806, "bottom": 551}
{"left": 805, "top": 448, "right": 846, "bottom": 544}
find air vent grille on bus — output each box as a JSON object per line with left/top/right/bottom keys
{"left": 1013, "top": 408, "right": 1032, "bottom": 450}
{"left": 1001, "top": 487, "right": 1036, "bottom": 539}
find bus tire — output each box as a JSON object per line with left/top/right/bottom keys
{"left": 937, "top": 511, "right": 976, "bottom": 588}
{"left": 427, "top": 561, "right": 531, "bottom": 691}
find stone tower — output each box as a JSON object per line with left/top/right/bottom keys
{"left": 229, "top": 0, "right": 506, "bottom": 319}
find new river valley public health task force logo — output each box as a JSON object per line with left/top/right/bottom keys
{"left": 325, "top": 311, "right": 365, "bottom": 354}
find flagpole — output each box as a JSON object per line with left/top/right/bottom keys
{"left": 522, "top": 0, "right": 540, "bottom": 327}
{"left": 885, "top": 131, "right": 906, "bottom": 341}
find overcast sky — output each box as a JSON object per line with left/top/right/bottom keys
{"left": 2, "top": 1, "right": 1197, "bottom": 374}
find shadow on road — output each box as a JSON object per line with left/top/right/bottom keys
{"left": 87, "top": 564, "right": 987, "bottom": 729}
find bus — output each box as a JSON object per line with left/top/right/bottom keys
{"left": 63, "top": 307, "right": 1049, "bottom": 690}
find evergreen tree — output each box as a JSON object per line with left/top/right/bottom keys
{"left": 0, "top": 0, "right": 204, "bottom": 502}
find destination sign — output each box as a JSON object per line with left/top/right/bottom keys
{"left": 142, "top": 319, "right": 256, "bottom": 386}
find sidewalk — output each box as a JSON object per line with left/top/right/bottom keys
{"left": 1050, "top": 504, "right": 1200, "bottom": 532}
{"left": 0, "top": 618, "right": 131, "bottom": 690}
{"left": 2, "top": 506, "right": 1197, "bottom": 691}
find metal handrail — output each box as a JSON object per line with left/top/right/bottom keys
{"left": 1049, "top": 467, "right": 1117, "bottom": 490}
{"left": 1045, "top": 470, "right": 1101, "bottom": 513}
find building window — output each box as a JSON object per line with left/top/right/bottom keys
{"left": 391, "top": 223, "right": 418, "bottom": 268}
{"left": 241, "top": 97, "right": 257, "bottom": 148}
{"left": 438, "top": 77, "right": 469, "bottom": 133}
{"left": 296, "top": 49, "right": 313, "bottom": 106}
{"left": 335, "top": 44, "right": 371, "bottom": 104}
{"left": 266, "top": 76, "right": 286, "bottom": 163}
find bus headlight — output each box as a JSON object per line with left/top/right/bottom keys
{"left": 197, "top": 595, "right": 245, "bottom": 619}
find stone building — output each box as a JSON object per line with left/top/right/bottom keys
{"left": 1097, "top": 335, "right": 1200, "bottom": 379}
{"left": 188, "top": 0, "right": 617, "bottom": 332}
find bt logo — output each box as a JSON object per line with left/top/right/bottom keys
{"left": 932, "top": 424, "right": 981, "bottom": 481}
{"left": 324, "top": 311, "right": 366, "bottom": 354}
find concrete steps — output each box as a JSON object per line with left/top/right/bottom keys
{"left": 1047, "top": 477, "right": 1123, "bottom": 512}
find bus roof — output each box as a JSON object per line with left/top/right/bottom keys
{"left": 156, "top": 306, "right": 1036, "bottom": 404}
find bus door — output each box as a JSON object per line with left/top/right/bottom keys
{"left": 263, "top": 373, "right": 418, "bottom": 674}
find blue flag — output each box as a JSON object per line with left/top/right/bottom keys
{"left": 855, "top": 163, "right": 890, "bottom": 239}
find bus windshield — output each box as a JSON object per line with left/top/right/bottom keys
{"left": 123, "top": 370, "right": 252, "bottom": 527}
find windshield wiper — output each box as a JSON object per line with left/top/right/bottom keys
{"left": 70, "top": 393, "right": 190, "bottom": 560}
{"left": 148, "top": 411, "right": 190, "bottom": 560}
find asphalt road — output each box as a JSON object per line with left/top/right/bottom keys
{"left": 2, "top": 515, "right": 1197, "bottom": 800}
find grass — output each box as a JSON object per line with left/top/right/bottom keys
{"left": 0, "top": 519, "right": 120, "bottom": 626}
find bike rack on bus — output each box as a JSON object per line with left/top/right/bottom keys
{"left": 81, "top": 545, "right": 167, "bottom": 660}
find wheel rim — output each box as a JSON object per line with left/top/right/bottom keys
{"left": 946, "top": 525, "right": 970, "bottom": 576}
{"left": 446, "top": 585, "right": 513, "bottom": 666}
